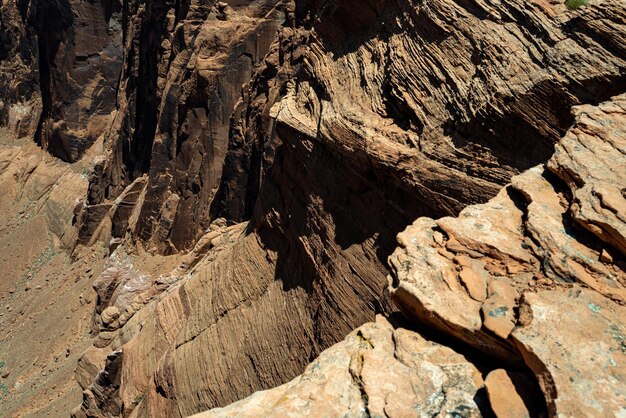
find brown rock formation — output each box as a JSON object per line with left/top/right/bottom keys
{"left": 194, "top": 316, "right": 485, "bottom": 418}
{"left": 389, "top": 95, "right": 626, "bottom": 416}
{"left": 0, "top": 0, "right": 123, "bottom": 161}
{"left": 0, "top": 0, "right": 625, "bottom": 417}
{"left": 484, "top": 369, "right": 536, "bottom": 418}
{"left": 81, "top": 0, "right": 285, "bottom": 254}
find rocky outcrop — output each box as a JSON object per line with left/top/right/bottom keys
{"left": 186, "top": 92, "right": 626, "bottom": 418}
{"left": 80, "top": 0, "right": 626, "bottom": 255}
{"left": 81, "top": 0, "right": 286, "bottom": 254}
{"left": 69, "top": 0, "right": 626, "bottom": 417}
{"left": 548, "top": 100, "right": 626, "bottom": 255}
{"left": 194, "top": 316, "right": 485, "bottom": 418}
{"left": 389, "top": 95, "right": 626, "bottom": 416}
{"left": 0, "top": 143, "right": 88, "bottom": 248}
{"left": 1, "top": 0, "right": 626, "bottom": 417}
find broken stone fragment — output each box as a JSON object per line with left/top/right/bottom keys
{"left": 485, "top": 369, "right": 533, "bottom": 418}
{"left": 101, "top": 306, "right": 121, "bottom": 326}
{"left": 481, "top": 278, "right": 518, "bottom": 339}
{"left": 456, "top": 256, "right": 489, "bottom": 302}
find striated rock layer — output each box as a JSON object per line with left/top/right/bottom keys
{"left": 0, "top": 0, "right": 625, "bottom": 417}
{"left": 194, "top": 316, "right": 485, "bottom": 418}
{"left": 70, "top": 1, "right": 626, "bottom": 416}
{"left": 191, "top": 93, "right": 626, "bottom": 418}
{"left": 0, "top": 0, "right": 123, "bottom": 161}
{"left": 80, "top": 0, "right": 286, "bottom": 254}
{"left": 70, "top": 0, "right": 626, "bottom": 417}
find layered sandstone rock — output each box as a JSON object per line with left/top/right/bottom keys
{"left": 189, "top": 93, "right": 626, "bottom": 418}
{"left": 1, "top": 0, "right": 625, "bottom": 417}
{"left": 0, "top": 142, "right": 88, "bottom": 248}
{"left": 81, "top": 0, "right": 286, "bottom": 254}
{"left": 0, "top": 138, "right": 107, "bottom": 417}
{"left": 194, "top": 316, "right": 485, "bottom": 418}
{"left": 70, "top": 1, "right": 626, "bottom": 417}
{"left": 0, "top": 0, "right": 123, "bottom": 161}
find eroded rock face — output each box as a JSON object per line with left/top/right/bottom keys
{"left": 0, "top": 0, "right": 123, "bottom": 161}
{"left": 0, "top": 2, "right": 40, "bottom": 140}
{"left": 0, "top": 143, "right": 88, "bottom": 248}
{"left": 193, "top": 316, "right": 484, "bottom": 418}
{"left": 548, "top": 99, "right": 626, "bottom": 254}
{"left": 79, "top": 0, "right": 626, "bottom": 256}
{"left": 69, "top": 0, "right": 626, "bottom": 417}
{"left": 389, "top": 95, "right": 626, "bottom": 417}
{"left": 1, "top": 0, "right": 626, "bottom": 417}
{"left": 81, "top": 0, "right": 286, "bottom": 254}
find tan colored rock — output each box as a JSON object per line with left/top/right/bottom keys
{"left": 390, "top": 218, "right": 486, "bottom": 348}
{"left": 438, "top": 188, "right": 531, "bottom": 263}
{"left": 482, "top": 278, "right": 519, "bottom": 339}
{"left": 74, "top": 346, "right": 108, "bottom": 389}
{"left": 390, "top": 95, "right": 626, "bottom": 417}
{"left": 512, "top": 167, "right": 625, "bottom": 302}
{"left": 485, "top": 369, "right": 531, "bottom": 418}
{"left": 2, "top": 0, "right": 623, "bottom": 417}
{"left": 600, "top": 249, "right": 614, "bottom": 264}
{"left": 101, "top": 307, "right": 121, "bottom": 326}
{"left": 513, "top": 289, "right": 626, "bottom": 417}
{"left": 457, "top": 258, "right": 489, "bottom": 302}
{"left": 548, "top": 96, "right": 626, "bottom": 255}
{"left": 194, "top": 316, "right": 483, "bottom": 418}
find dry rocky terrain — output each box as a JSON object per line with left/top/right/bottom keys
{"left": 0, "top": 0, "right": 624, "bottom": 417}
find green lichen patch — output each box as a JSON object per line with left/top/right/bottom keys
{"left": 608, "top": 325, "right": 626, "bottom": 354}
{"left": 488, "top": 306, "right": 508, "bottom": 318}
{"left": 565, "top": 0, "right": 589, "bottom": 9}
{"left": 587, "top": 303, "right": 601, "bottom": 314}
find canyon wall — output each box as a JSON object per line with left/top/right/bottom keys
{"left": 0, "top": 0, "right": 624, "bottom": 417}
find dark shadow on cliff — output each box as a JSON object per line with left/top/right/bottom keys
{"left": 32, "top": 0, "right": 74, "bottom": 160}
{"left": 247, "top": 121, "right": 439, "bottom": 303}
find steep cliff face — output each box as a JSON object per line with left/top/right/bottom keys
{"left": 0, "top": 0, "right": 39, "bottom": 139}
{"left": 80, "top": 0, "right": 285, "bottom": 254}
{"left": 190, "top": 92, "right": 626, "bottom": 418}
{"left": 0, "top": 0, "right": 123, "bottom": 162}
{"left": 0, "top": 0, "right": 625, "bottom": 417}
{"left": 71, "top": 0, "right": 626, "bottom": 417}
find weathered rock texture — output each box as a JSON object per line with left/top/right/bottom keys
{"left": 72, "top": 0, "right": 626, "bottom": 414}
{"left": 194, "top": 316, "right": 485, "bottom": 418}
{"left": 185, "top": 93, "right": 626, "bottom": 418}
{"left": 0, "top": 0, "right": 625, "bottom": 417}
{"left": 0, "top": 138, "right": 108, "bottom": 417}
{"left": 81, "top": 0, "right": 286, "bottom": 254}
{"left": 389, "top": 95, "right": 626, "bottom": 417}
{"left": 0, "top": 0, "right": 123, "bottom": 161}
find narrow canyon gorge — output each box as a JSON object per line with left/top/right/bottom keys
{"left": 0, "top": 0, "right": 624, "bottom": 417}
